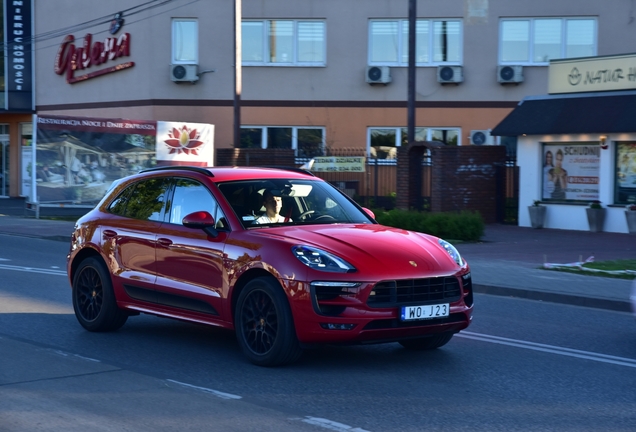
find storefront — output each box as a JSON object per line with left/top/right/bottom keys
{"left": 492, "top": 53, "right": 636, "bottom": 233}
{"left": 1, "top": 0, "right": 34, "bottom": 198}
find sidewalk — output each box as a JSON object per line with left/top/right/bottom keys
{"left": 0, "top": 197, "right": 634, "bottom": 312}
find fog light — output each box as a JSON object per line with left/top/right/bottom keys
{"left": 320, "top": 323, "right": 356, "bottom": 330}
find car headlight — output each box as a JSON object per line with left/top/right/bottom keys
{"left": 438, "top": 239, "right": 463, "bottom": 266}
{"left": 292, "top": 245, "right": 356, "bottom": 273}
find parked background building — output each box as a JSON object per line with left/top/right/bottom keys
{"left": 3, "top": 0, "right": 634, "bottom": 231}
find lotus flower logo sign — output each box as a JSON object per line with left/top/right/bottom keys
{"left": 164, "top": 126, "right": 205, "bottom": 155}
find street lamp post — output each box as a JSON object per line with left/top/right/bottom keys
{"left": 407, "top": 0, "right": 416, "bottom": 144}
{"left": 234, "top": 0, "right": 242, "bottom": 147}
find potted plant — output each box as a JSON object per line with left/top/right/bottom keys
{"left": 586, "top": 200, "right": 605, "bottom": 232}
{"left": 626, "top": 203, "right": 636, "bottom": 234}
{"left": 528, "top": 200, "right": 546, "bottom": 229}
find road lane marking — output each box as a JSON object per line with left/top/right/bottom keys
{"left": 457, "top": 331, "right": 636, "bottom": 368}
{"left": 302, "top": 417, "right": 371, "bottom": 432}
{"left": 167, "top": 380, "right": 371, "bottom": 430}
{"left": 167, "top": 379, "right": 242, "bottom": 400}
{"left": 54, "top": 350, "right": 101, "bottom": 362}
{"left": 0, "top": 263, "right": 67, "bottom": 276}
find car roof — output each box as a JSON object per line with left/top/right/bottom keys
{"left": 140, "top": 166, "right": 317, "bottom": 183}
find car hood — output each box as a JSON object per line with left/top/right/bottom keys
{"left": 251, "top": 224, "right": 464, "bottom": 278}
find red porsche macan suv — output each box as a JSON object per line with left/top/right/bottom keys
{"left": 67, "top": 166, "right": 473, "bottom": 366}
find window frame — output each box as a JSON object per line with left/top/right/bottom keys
{"left": 172, "top": 18, "right": 199, "bottom": 64}
{"left": 239, "top": 126, "right": 326, "bottom": 157}
{"left": 368, "top": 18, "right": 463, "bottom": 67}
{"left": 242, "top": 19, "right": 327, "bottom": 67}
{"left": 367, "top": 127, "right": 462, "bottom": 161}
{"left": 499, "top": 17, "right": 597, "bottom": 66}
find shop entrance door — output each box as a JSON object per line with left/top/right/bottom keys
{"left": 0, "top": 135, "right": 8, "bottom": 197}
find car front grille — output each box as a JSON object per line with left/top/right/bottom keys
{"left": 366, "top": 276, "right": 462, "bottom": 308}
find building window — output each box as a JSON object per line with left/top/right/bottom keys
{"left": 369, "top": 19, "right": 462, "bottom": 66}
{"left": 242, "top": 20, "right": 326, "bottom": 66}
{"left": 172, "top": 19, "right": 198, "bottom": 63}
{"left": 368, "top": 127, "right": 460, "bottom": 160}
{"left": 616, "top": 142, "right": 636, "bottom": 205}
{"left": 239, "top": 126, "right": 325, "bottom": 158}
{"left": 500, "top": 18, "right": 596, "bottom": 65}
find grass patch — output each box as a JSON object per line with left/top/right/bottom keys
{"left": 543, "top": 259, "right": 636, "bottom": 280}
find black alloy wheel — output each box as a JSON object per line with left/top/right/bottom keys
{"left": 72, "top": 257, "right": 128, "bottom": 332}
{"left": 235, "top": 277, "right": 302, "bottom": 366}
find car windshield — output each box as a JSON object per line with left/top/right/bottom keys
{"left": 217, "top": 178, "right": 374, "bottom": 228}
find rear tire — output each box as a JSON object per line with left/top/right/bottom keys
{"left": 72, "top": 257, "right": 128, "bottom": 332}
{"left": 399, "top": 332, "right": 454, "bottom": 350}
{"left": 235, "top": 277, "right": 302, "bottom": 366}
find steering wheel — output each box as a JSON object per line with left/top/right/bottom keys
{"left": 314, "top": 214, "right": 336, "bottom": 221}
{"left": 298, "top": 210, "right": 315, "bottom": 220}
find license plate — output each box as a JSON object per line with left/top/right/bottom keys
{"left": 400, "top": 303, "right": 449, "bottom": 321}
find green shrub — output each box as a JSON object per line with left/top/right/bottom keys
{"left": 372, "top": 209, "right": 484, "bottom": 242}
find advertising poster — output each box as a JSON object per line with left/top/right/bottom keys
{"left": 31, "top": 115, "right": 215, "bottom": 206}
{"left": 33, "top": 115, "right": 158, "bottom": 205}
{"left": 156, "top": 121, "right": 215, "bottom": 166}
{"left": 616, "top": 142, "right": 636, "bottom": 204}
{"left": 542, "top": 143, "right": 600, "bottom": 202}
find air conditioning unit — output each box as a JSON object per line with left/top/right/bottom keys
{"left": 366, "top": 66, "right": 392, "bottom": 85}
{"left": 170, "top": 64, "right": 199, "bottom": 83}
{"left": 470, "top": 130, "right": 495, "bottom": 145}
{"left": 498, "top": 65, "right": 523, "bottom": 84}
{"left": 437, "top": 66, "right": 463, "bottom": 84}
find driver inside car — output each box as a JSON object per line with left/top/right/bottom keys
{"left": 254, "top": 189, "right": 290, "bottom": 223}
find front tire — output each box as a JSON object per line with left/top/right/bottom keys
{"left": 399, "top": 332, "right": 454, "bottom": 350}
{"left": 72, "top": 257, "right": 128, "bottom": 332}
{"left": 235, "top": 277, "right": 302, "bottom": 366}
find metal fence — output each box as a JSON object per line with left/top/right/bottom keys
{"left": 297, "top": 148, "right": 517, "bottom": 222}
{"left": 297, "top": 147, "right": 432, "bottom": 210}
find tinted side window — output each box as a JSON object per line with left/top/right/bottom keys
{"left": 169, "top": 178, "right": 226, "bottom": 228}
{"left": 111, "top": 178, "right": 169, "bottom": 221}
{"left": 108, "top": 184, "right": 134, "bottom": 216}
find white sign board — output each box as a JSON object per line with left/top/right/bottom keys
{"left": 311, "top": 156, "right": 365, "bottom": 172}
{"left": 156, "top": 122, "right": 215, "bottom": 165}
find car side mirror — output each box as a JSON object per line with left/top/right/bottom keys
{"left": 182, "top": 211, "right": 218, "bottom": 237}
{"left": 362, "top": 207, "right": 375, "bottom": 219}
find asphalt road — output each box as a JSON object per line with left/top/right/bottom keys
{"left": 1, "top": 235, "right": 635, "bottom": 431}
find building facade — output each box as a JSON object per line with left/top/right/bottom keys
{"left": 0, "top": 0, "right": 34, "bottom": 198}
{"left": 4, "top": 0, "right": 634, "bottom": 206}
{"left": 493, "top": 53, "right": 636, "bottom": 233}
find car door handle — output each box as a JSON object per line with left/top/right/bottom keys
{"left": 103, "top": 229, "right": 117, "bottom": 238}
{"left": 157, "top": 238, "right": 173, "bottom": 247}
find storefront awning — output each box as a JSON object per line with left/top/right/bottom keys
{"left": 491, "top": 90, "right": 636, "bottom": 136}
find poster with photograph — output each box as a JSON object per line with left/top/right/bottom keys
{"left": 542, "top": 143, "right": 600, "bottom": 201}
{"left": 616, "top": 142, "right": 636, "bottom": 204}
{"left": 31, "top": 115, "right": 216, "bottom": 206}
{"left": 32, "top": 115, "right": 158, "bottom": 206}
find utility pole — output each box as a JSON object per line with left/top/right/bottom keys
{"left": 234, "top": 0, "right": 242, "bottom": 147}
{"left": 407, "top": 0, "right": 416, "bottom": 144}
